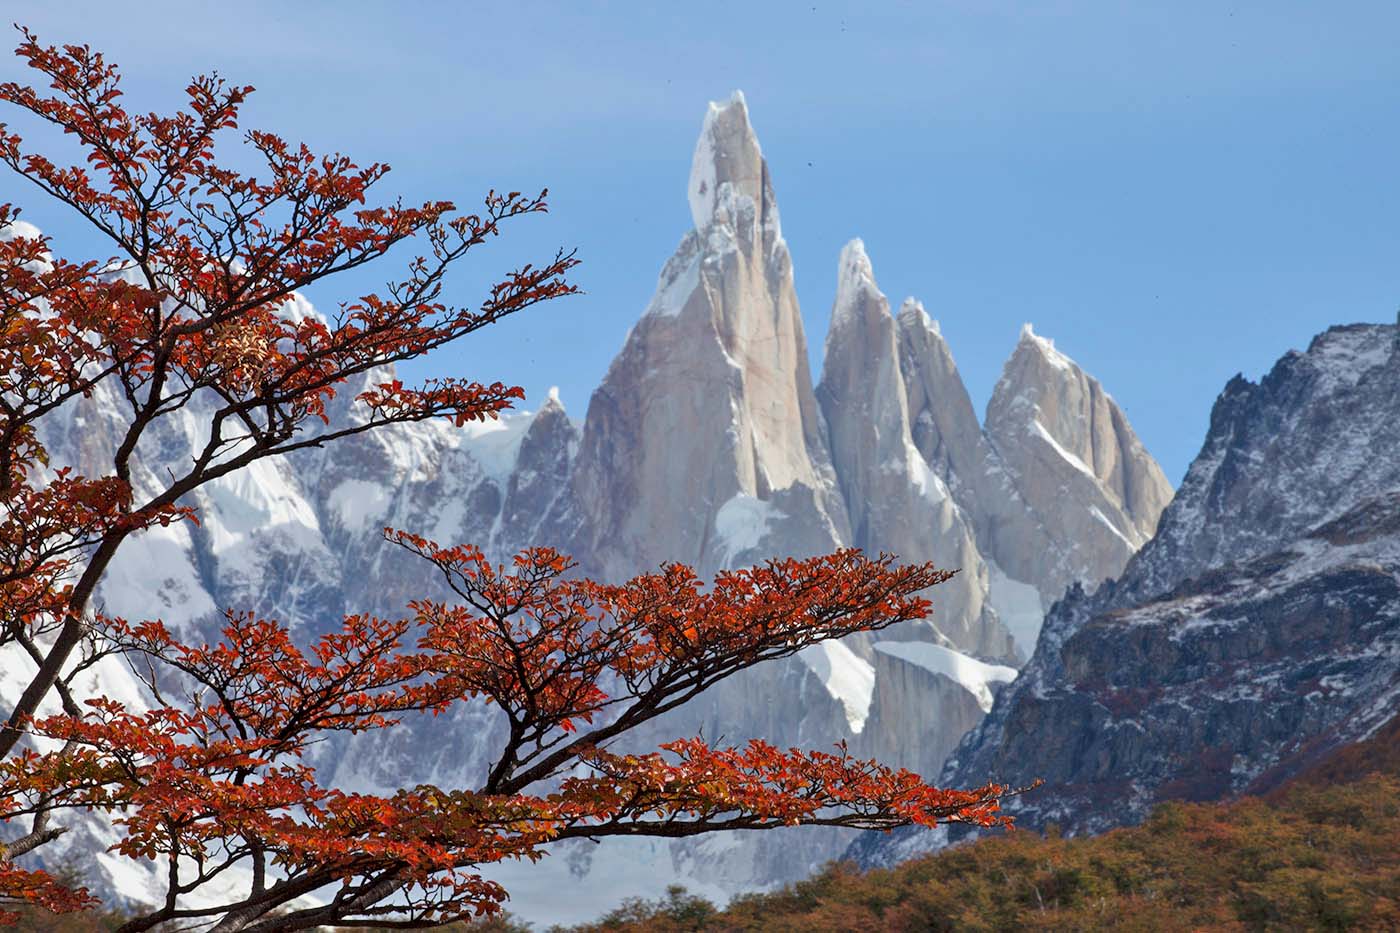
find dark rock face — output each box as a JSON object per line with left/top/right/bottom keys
{"left": 974, "top": 506, "right": 1399, "bottom": 831}
{"left": 1113, "top": 323, "right": 1400, "bottom": 606}
{"left": 854, "top": 323, "right": 1400, "bottom": 868}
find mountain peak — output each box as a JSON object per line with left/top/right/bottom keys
{"left": 898, "top": 297, "right": 940, "bottom": 337}
{"left": 1015, "top": 322, "right": 1076, "bottom": 373}
{"left": 984, "top": 321, "right": 1175, "bottom": 604}
{"left": 835, "top": 238, "right": 878, "bottom": 302}
{"left": 826, "top": 239, "right": 890, "bottom": 349}
{"left": 1111, "top": 317, "right": 1400, "bottom": 607}
{"left": 688, "top": 90, "right": 768, "bottom": 230}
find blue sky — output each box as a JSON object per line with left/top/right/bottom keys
{"left": 5, "top": 2, "right": 1400, "bottom": 483}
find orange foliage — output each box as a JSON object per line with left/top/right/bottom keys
{"left": 0, "top": 26, "right": 1011, "bottom": 933}
{"left": 561, "top": 729, "right": 1400, "bottom": 932}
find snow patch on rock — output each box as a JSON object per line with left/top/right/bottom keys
{"left": 454, "top": 410, "right": 536, "bottom": 483}
{"left": 713, "top": 493, "right": 780, "bottom": 565}
{"left": 202, "top": 460, "right": 322, "bottom": 553}
{"left": 1090, "top": 505, "right": 1135, "bottom": 549}
{"left": 99, "top": 524, "right": 216, "bottom": 627}
{"left": 329, "top": 479, "right": 393, "bottom": 532}
{"left": 798, "top": 639, "right": 876, "bottom": 732}
{"left": 874, "top": 642, "right": 1018, "bottom": 713}
{"left": 904, "top": 441, "right": 949, "bottom": 506}
{"left": 987, "top": 562, "right": 1045, "bottom": 660}
{"left": 1030, "top": 418, "right": 1095, "bottom": 479}
{"left": 644, "top": 232, "right": 703, "bottom": 318}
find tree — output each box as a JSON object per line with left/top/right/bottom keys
{"left": 0, "top": 27, "right": 1013, "bottom": 932}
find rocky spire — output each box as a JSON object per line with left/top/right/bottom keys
{"left": 497, "top": 391, "right": 579, "bottom": 550}
{"left": 981, "top": 323, "right": 1174, "bottom": 604}
{"left": 895, "top": 297, "right": 988, "bottom": 506}
{"left": 686, "top": 91, "right": 777, "bottom": 238}
{"left": 817, "top": 240, "right": 1014, "bottom": 662}
{"left": 559, "top": 92, "right": 848, "bottom": 580}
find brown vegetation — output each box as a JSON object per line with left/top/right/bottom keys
{"left": 562, "top": 717, "right": 1400, "bottom": 932}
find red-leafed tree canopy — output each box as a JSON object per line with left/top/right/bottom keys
{"left": 0, "top": 27, "right": 1014, "bottom": 932}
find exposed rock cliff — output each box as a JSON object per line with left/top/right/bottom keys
{"left": 981, "top": 324, "right": 1174, "bottom": 607}
{"left": 817, "top": 241, "right": 1013, "bottom": 661}
{"left": 557, "top": 92, "right": 848, "bottom": 582}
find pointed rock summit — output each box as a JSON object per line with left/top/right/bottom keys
{"left": 817, "top": 240, "right": 1013, "bottom": 662}
{"left": 562, "top": 92, "right": 847, "bottom": 580}
{"left": 981, "top": 323, "right": 1173, "bottom": 606}
{"left": 498, "top": 394, "right": 578, "bottom": 549}
{"left": 687, "top": 91, "right": 775, "bottom": 235}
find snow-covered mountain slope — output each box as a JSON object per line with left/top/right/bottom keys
{"left": 3, "top": 93, "right": 1171, "bottom": 925}
{"left": 37, "top": 373, "right": 575, "bottom": 635}
{"left": 853, "top": 320, "right": 1400, "bottom": 868}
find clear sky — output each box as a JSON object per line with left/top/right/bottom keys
{"left": 5, "top": 2, "right": 1400, "bottom": 484}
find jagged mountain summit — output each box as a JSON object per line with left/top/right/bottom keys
{"left": 981, "top": 324, "right": 1173, "bottom": 606}
{"left": 816, "top": 239, "right": 1010, "bottom": 662}
{"left": 554, "top": 90, "right": 849, "bottom": 583}
{"left": 855, "top": 321, "right": 1400, "bottom": 869}
{"left": 3, "top": 92, "right": 1172, "bottom": 925}
{"left": 888, "top": 309, "right": 1175, "bottom": 656}
{"left": 1111, "top": 322, "right": 1400, "bottom": 606}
